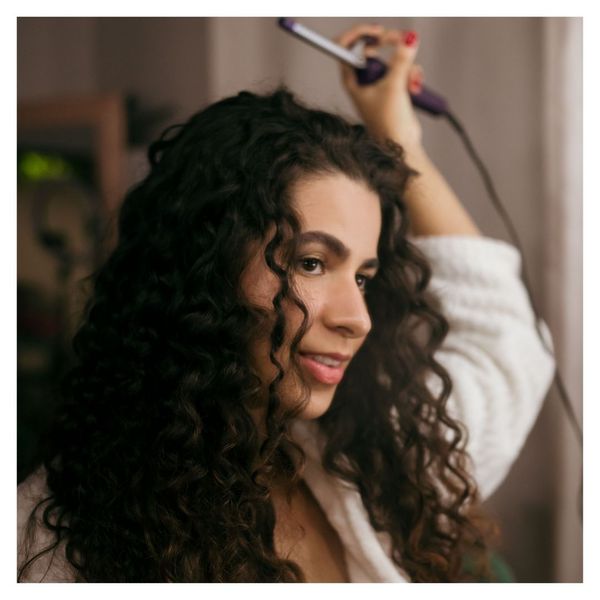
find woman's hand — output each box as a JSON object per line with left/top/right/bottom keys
{"left": 335, "top": 24, "right": 424, "bottom": 152}
{"left": 336, "top": 23, "right": 480, "bottom": 237}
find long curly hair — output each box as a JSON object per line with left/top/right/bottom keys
{"left": 19, "top": 87, "right": 496, "bottom": 582}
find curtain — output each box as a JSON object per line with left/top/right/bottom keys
{"left": 541, "top": 17, "right": 583, "bottom": 583}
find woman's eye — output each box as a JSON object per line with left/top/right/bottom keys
{"left": 297, "top": 258, "right": 373, "bottom": 291}
{"left": 299, "top": 257, "right": 324, "bottom": 274}
{"left": 356, "top": 274, "right": 371, "bottom": 292}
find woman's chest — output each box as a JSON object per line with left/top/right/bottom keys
{"left": 273, "top": 481, "right": 349, "bottom": 583}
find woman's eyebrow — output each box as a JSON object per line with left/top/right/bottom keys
{"left": 298, "top": 230, "right": 379, "bottom": 270}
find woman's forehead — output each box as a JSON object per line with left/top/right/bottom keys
{"left": 291, "top": 173, "right": 382, "bottom": 254}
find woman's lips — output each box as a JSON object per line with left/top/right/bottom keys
{"left": 298, "top": 354, "right": 346, "bottom": 385}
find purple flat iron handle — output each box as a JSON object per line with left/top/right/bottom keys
{"left": 355, "top": 57, "right": 448, "bottom": 117}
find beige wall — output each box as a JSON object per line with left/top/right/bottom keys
{"left": 17, "top": 16, "right": 582, "bottom": 582}
{"left": 95, "top": 18, "right": 211, "bottom": 138}
{"left": 18, "top": 17, "right": 97, "bottom": 100}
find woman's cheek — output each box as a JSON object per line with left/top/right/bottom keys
{"left": 289, "top": 282, "right": 322, "bottom": 331}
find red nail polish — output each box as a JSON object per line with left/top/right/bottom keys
{"left": 404, "top": 31, "right": 418, "bottom": 47}
{"left": 409, "top": 81, "right": 423, "bottom": 94}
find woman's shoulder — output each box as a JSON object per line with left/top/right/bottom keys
{"left": 17, "top": 466, "right": 75, "bottom": 583}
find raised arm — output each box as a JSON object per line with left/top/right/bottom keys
{"left": 335, "top": 24, "right": 481, "bottom": 237}
{"left": 335, "top": 24, "right": 555, "bottom": 499}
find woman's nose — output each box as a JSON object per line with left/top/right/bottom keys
{"left": 322, "top": 278, "right": 372, "bottom": 339}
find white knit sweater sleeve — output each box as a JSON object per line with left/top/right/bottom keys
{"left": 411, "top": 235, "right": 555, "bottom": 500}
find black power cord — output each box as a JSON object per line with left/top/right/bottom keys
{"left": 443, "top": 109, "right": 583, "bottom": 523}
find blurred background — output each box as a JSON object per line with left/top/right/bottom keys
{"left": 16, "top": 16, "right": 582, "bottom": 582}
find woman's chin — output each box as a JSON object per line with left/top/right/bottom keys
{"left": 296, "top": 385, "right": 337, "bottom": 420}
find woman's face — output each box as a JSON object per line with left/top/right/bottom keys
{"left": 241, "top": 172, "right": 382, "bottom": 421}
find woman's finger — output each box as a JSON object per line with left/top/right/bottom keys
{"left": 388, "top": 30, "right": 420, "bottom": 79}
{"left": 334, "top": 23, "right": 384, "bottom": 48}
{"left": 408, "top": 64, "right": 424, "bottom": 93}
{"left": 335, "top": 25, "right": 385, "bottom": 91}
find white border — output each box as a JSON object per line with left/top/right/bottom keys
{"left": 5, "top": 3, "right": 595, "bottom": 597}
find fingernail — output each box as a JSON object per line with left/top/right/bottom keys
{"left": 404, "top": 31, "right": 418, "bottom": 47}
{"left": 409, "top": 80, "right": 423, "bottom": 94}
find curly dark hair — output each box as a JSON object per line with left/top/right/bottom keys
{"left": 19, "top": 87, "right": 496, "bottom": 582}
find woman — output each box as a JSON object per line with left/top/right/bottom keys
{"left": 17, "top": 24, "right": 555, "bottom": 582}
